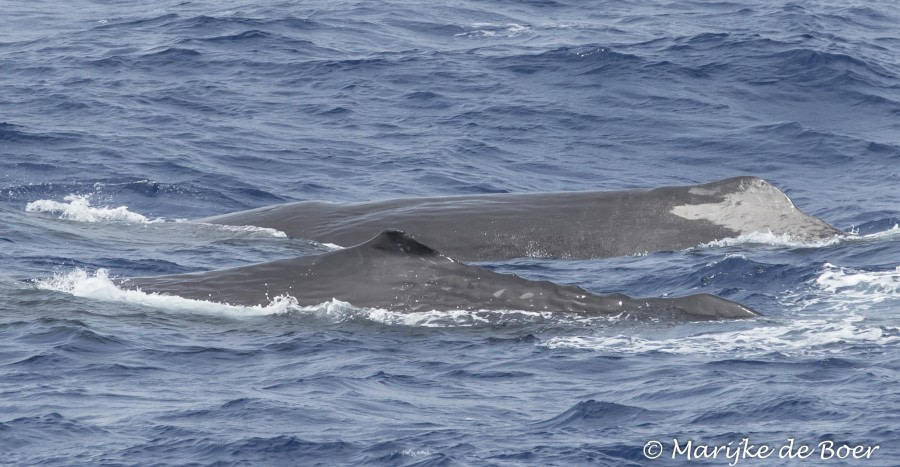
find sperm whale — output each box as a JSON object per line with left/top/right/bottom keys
{"left": 129, "top": 230, "right": 760, "bottom": 321}
{"left": 204, "top": 177, "right": 843, "bottom": 262}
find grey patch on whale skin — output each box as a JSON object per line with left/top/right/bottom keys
{"left": 671, "top": 178, "right": 840, "bottom": 242}
{"left": 203, "top": 177, "right": 845, "bottom": 262}
{"left": 129, "top": 230, "right": 760, "bottom": 321}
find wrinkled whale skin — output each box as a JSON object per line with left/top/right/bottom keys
{"left": 130, "top": 230, "right": 760, "bottom": 321}
{"left": 204, "top": 177, "right": 844, "bottom": 262}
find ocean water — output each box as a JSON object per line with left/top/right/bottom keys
{"left": 1, "top": 0, "right": 898, "bottom": 465}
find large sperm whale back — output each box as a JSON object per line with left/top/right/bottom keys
{"left": 130, "top": 230, "right": 760, "bottom": 320}
{"left": 204, "top": 177, "right": 843, "bottom": 262}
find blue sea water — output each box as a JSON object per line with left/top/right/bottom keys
{"left": 1, "top": 0, "right": 898, "bottom": 465}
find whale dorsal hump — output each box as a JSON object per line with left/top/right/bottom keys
{"left": 359, "top": 229, "right": 439, "bottom": 256}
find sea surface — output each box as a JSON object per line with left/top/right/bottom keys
{"left": 1, "top": 0, "right": 898, "bottom": 465}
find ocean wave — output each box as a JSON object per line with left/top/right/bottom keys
{"left": 176, "top": 28, "right": 332, "bottom": 56}
{"left": 163, "top": 13, "right": 321, "bottom": 33}
{"left": 89, "top": 46, "right": 206, "bottom": 70}
{"left": 117, "top": 434, "right": 359, "bottom": 464}
{"left": 0, "top": 412, "right": 111, "bottom": 444}
{"left": 0, "top": 122, "right": 76, "bottom": 144}
{"left": 534, "top": 400, "right": 650, "bottom": 429}
{"left": 92, "top": 13, "right": 179, "bottom": 30}
{"left": 196, "top": 29, "right": 273, "bottom": 42}
{"left": 651, "top": 30, "right": 894, "bottom": 89}
{"left": 495, "top": 44, "right": 641, "bottom": 75}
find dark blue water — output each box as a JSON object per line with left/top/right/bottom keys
{"left": 1, "top": 1, "right": 898, "bottom": 465}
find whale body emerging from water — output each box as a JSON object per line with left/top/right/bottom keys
{"left": 131, "top": 230, "right": 760, "bottom": 320}
{"left": 204, "top": 177, "right": 844, "bottom": 262}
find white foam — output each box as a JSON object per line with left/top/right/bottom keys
{"left": 25, "top": 195, "right": 154, "bottom": 223}
{"left": 361, "top": 308, "right": 579, "bottom": 327}
{"left": 773, "top": 262, "right": 898, "bottom": 318}
{"left": 24, "top": 195, "right": 288, "bottom": 239}
{"left": 455, "top": 23, "right": 531, "bottom": 38}
{"left": 400, "top": 449, "right": 431, "bottom": 457}
{"left": 699, "top": 230, "right": 844, "bottom": 249}
{"left": 34, "top": 269, "right": 297, "bottom": 318}
{"left": 543, "top": 314, "right": 896, "bottom": 356}
{"left": 545, "top": 261, "right": 899, "bottom": 356}
{"left": 860, "top": 223, "right": 899, "bottom": 239}
{"left": 699, "top": 224, "right": 897, "bottom": 250}
{"left": 815, "top": 263, "right": 899, "bottom": 305}
{"left": 196, "top": 223, "right": 287, "bottom": 238}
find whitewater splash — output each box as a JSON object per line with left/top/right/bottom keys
{"left": 698, "top": 230, "right": 844, "bottom": 249}
{"left": 455, "top": 23, "right": 531, "bottom": 38}
{"left": 34, "top": 269, "right": 294, "bottom": 317}
{"left": 197, "top": 223, "right": 288, "bottom": 239}
{"left": 815, "top": 262, "right": 899, "bottom": 305}
{"left": 543, "top": 314, "right": 897, "bottom": 356}
{"left": 698, "top": 224, "right": 897, "bottom": 250}
{"left": 545, "top": 261, "right": 899, "bottom": 356}
{"left": 25, "top": 195, "right": 154, "bottom": 223}
{"left": 24, "top": 195, "right": 287, "bottom": 237}
{"left": 33, "top": 269, "right": 591, "bottom": 327}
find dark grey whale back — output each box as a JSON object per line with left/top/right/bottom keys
{"left": 204, "top": 177, "right": 843, "bottom": 262}
{"left": 131, "top": 230, "right": 760, "bottom": 320}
